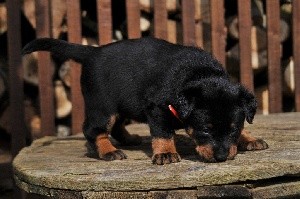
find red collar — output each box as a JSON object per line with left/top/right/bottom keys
{"left": 168, "top": 105, "right": 182, "bottom": 122}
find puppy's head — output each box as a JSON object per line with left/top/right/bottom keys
{"left": 173, "top": 78, "right": 257, "bottom": 162}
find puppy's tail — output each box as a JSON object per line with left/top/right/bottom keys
{"left": 22, "top": 38, "right": 94, "bottom": 63}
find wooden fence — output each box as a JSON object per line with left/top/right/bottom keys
{"left": 4, "top": 0, "right": 300, "bottom": 177}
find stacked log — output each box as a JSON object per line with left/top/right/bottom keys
{"left": 22, "top": 0, "right": 67, "bottom": 39}
{"left": 226, "top": 17, "right": 289, "bottom": 74}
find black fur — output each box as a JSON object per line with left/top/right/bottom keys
{"left": 22, "top": 37, "right": 258, "bottom": 163}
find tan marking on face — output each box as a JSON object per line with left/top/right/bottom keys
{"left": 96, "top": 133, "right": 117, "bottom": 157}
{"left": 195, "top": 144, "right": 214, "bottom": 161}
{"left": 238, "top": 129, "right": 257, "bottom": 144}
{"left": 152, "top": 138, "right": 177, "bottom": 154}
{"left": 227, "top": 145, "right": 237, "bottom": 160}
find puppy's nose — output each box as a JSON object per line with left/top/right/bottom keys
{"left": 214, "top": 148, "right": 228, "bottom": 162}
{"left": 214, "top": 153, "right": 227, "bottom": 162}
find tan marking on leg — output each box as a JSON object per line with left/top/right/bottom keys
{"left": 238, "top": 129, "right": 269, "bottom": 151}
{"left": 151, "top": 138, "right": 181, "bottom": 164}
{"left": 106, "top": 115, "right": 118, "bottom": 132}
{"left": 152, "top": 138, "right": 177, "bottom": 154}
{"left": 227, "top": 145, "right": 237, "bottom": 160}
{"left": 238, "top": 130, "right": 257, "bottom": 144}
{"left": 96, "top": 133, "right": 117, "bottom": 157}
{"left": 185, "top": 128, "right": 194, "bottom": 137}
{"left": 195, "top": 145, "right": 214, "bottom": 161}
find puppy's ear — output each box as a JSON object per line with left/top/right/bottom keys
{"left": 239, "top": 86, "right": 257, "bottom": 124}
{"left": 172, "top": 94, "right": 195, "bottom": 120}
{"left": 171, "top": 81, "right": 203, "bottom": 120}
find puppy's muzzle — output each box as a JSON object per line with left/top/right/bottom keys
{"left": 196, "top": 144, "right": 237, "bottom": 162}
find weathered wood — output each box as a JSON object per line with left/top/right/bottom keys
{"left": 210, "top": 0, "right": 226, "bottom": 67}
{"left": 167, "top": 19, "right": 177, "bottom": 44}
{"left": 0, "top": 68, "right": 6, "bottom": 100}
{"left": 7, "top": 1, "right": 26, "bottom": 199}
{"left": 50, "top": 0, "right": 67, "bottom": 38}
{"left": 35, "top": 0, "right": 56, "bottom": 136}
{"left": 238, "top": 0, "right": 254, "bottom": 92}
{"left": 195, "top": 0, "right": 204, "bottom": 48}
{"left": 13, "top": 113, "right": 300, "bottom": 198}
{"left": 154, "top": 0, "right": 168, "bottom": 40}
{"left": 97, "top": 0, "right": 112, "bottom": 45}
{"left": 66, "top": 0, "right": 84, "bottom": 134}
{"left": 182, "top": 0, "right": 195, "bottom": 46}
{"left": 0, "top": 3, "right": 7, "bottom": 35}
{"left": 293, "top": 0, "right": 300, "bottom": 112}
{"left": 126, "top": 0, "right": 141, "bottom": 39}
{"left": 266, "top": 1, "right": 282, "bottom": 113}
{"left": 7, "top": 0, "right": 26, "bottom": 158}
{"left": 140, "top": 0, "right": 177, "bottom": 13}
{"left": 199, "top": 0, "right": 211, "bottom": 52}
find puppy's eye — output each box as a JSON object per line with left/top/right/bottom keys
{"left": 230, "top": 123, "right": 238, "bottom": 131}
{"left": 230, "top": 123, "right": 235, "bottom": 128}
{"left": 202, "top": 124, "right": 212, "bottom": 135}
{"left": 229, "top": 124, "right": 241, "bottom": 138}
{"left": 207, "top": 123, "right": 213, "bottom": 129}
{"left": 201, "top": 131, "right": 211, "bottom": 137}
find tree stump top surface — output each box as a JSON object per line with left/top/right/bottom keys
{"left": 13, "top": 113, "right": 300, "bottom": 198}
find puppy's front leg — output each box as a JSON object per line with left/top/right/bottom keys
{"left": 238, "top": 130, "right": 269, "bottom": 151}
{"left": 151, "top": 137, "right": 181, "bottom": 165}
{"left": 147, "top": 108, "right": 181, "bottom": 165}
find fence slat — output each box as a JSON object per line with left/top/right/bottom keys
{"left": 238, "top": 0, "right": 253, "bottom": 92}
{"left": 293, "top": 0, "right": 300, "bottom": 112}
{"left": 97, "top": 0, "right": 112, "bottom": 45}
{"left": 182, "top": 0, "right": 195, "bottom": 46}
{"left": 154, "top": 0, "right": 168, "bottom": 40}
{"left": 7, "top": 0, "right": 26, "bottom": 157}
{"left": 266, "top": 1, "right": 282, "bottom": 113}
{"left": 35, "top": 0, "right": 56, "bottom": 136}
{"left": 126, "top": 0, "right": 141, "bottom": 39}
{"left": 210, "top": 0, "right": 226, "bottom": 67}
{"left": 66, "top": 0, "right": 84, "bottom": 134}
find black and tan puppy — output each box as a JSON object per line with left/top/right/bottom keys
{"left": 22, "top": 37, "right": 268, "bottom": 165}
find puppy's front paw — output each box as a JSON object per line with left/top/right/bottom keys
{"left": 152, "top": 153, "right": 181, "bottom": 165}
{"left": 238, "top": 130, "right": 269, "bottom": 151}
{"left": 101, "top": 149, "right": 128, "bottom": 161}
{"left": 238, "top": 139, "right": 269, "bottom": 151}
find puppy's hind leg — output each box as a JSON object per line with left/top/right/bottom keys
{"left": 83, "top": 115, "right": 127, "bottom": 161}
{"left": 110, "top": 117, "right": 142, "bottom": 146}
